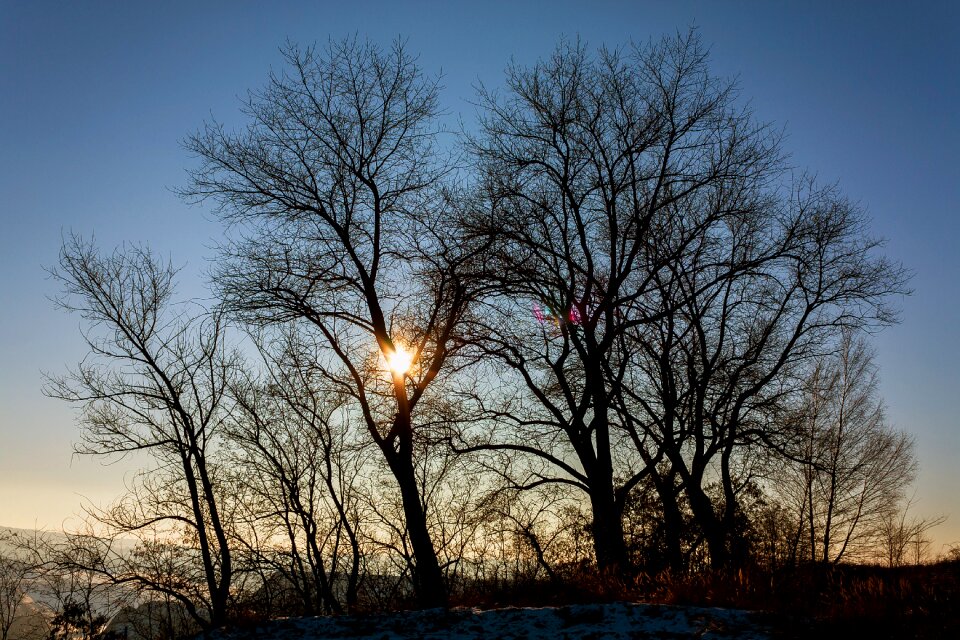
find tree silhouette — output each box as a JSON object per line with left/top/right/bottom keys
{"left": 183, "top": 39, "right": 488, "bottom": 608}
{"left": 45, "top": 237, "right": 237, "bottom": 629}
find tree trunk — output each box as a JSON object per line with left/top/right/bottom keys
{"left": 684, "top": 480, "right": 729, "bottom": 571}
{"left": 386, "top": 448, "right": 447, "bottom": 608}
{"left": 652, "top": 471, "right": 686, "bottom": 573}
{"left": 589, "top": 486, "right": 629, "bottom": 577}
{"left": 584, "top": 370, "right": 630, "bottom": 578}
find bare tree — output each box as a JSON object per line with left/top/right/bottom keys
{"left": 626, "top": 173, "right": 908, "bottom": 570}
{"left": 463, "top": 30, "right": 909, "bottom": 575}
{"left": 776, "top": 331, "right": 918, "bottom": 564}
{"left": 44, "top": 236, "right": 238, "bottom": 629}
{"left": 37, "top": 34, "right": 920, "bottom": 615}
{"left": 463, "top": 32, "right": 783, "bottom": 575}
{"left": 7, "top": 528, "right": 135, "bottom": 640}
{"left": 877, "top": 498, "right": 945, "bottom": 567}
{"left": 32, "top": 533, "right": 130, "bottom": 640}
{"left": 0, "top": 533, "right": 34, "bottom": 640}
{"left": 225, "top": 332, "right": 367, "bottom": 614}
{"left": 183, "top": 38, "right": 488, "bottom": 607}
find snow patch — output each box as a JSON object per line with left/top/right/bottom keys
{"left": 210, "top": 601, "right": 771, "bottom": 639}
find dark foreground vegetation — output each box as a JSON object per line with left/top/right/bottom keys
{"left": 439, "top": 562, "right": 960, "bottom": 639}
{"left": 0, "top": 29, "right": 949, "bottom": 640}
{"left": 4, "top": 528, "right": 958, "bottom": 639}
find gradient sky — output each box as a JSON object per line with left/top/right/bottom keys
{"left": 2, "top": 1, "right": 958, "bottom": 551}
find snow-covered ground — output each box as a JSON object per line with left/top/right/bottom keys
{"left": 210, "top": 602, "right": 772, "bottom": 639}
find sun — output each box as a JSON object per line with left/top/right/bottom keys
{"left": 385, "top": 344, "right": 414, "bottom": 376}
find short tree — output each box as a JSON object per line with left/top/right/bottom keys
{"left": 777, "top": 331, "right": 918, "bottom": 564}
{"left": 225, "top": 333, "right": 367, "bottom": 614}
{"left": 0, "top": 534, "right": 33, "bottom": 640}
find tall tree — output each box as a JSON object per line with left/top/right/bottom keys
{"left": 464, "top": 32, "right": 782, "bottom": 575}
{"left": 184, "top": 39, "right": 485, "bottom": 607}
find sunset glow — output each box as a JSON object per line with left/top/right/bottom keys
{"left": 3, "top": 4, "right": 957, "bottom": 633}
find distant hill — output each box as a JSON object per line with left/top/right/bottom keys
{"left": 1, "top": 525, "right": 138, "bottom": 623}
{"left": 0, "top": 524, "right": 138, "bottom": 557}
{"left": 0, "top": 525, "right": 67, "bottom": 557}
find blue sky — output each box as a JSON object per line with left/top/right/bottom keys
{"left": 1, "top": 1, "right": 958, "bottom": 548}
